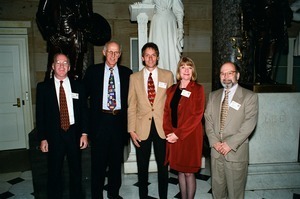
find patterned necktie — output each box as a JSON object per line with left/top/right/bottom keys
{"left": 147, "top": 73, "right": 156, "bottom": 106}
{"left": 107, "top": 68, "right": 116, "bottom": 110}
{"left": 59, "top": 81, "right": 70, "bottom": 131}
{"left": 220, "top": 89, "right": 230, "bottom": 133}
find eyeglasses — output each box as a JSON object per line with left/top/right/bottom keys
{"left": 106, "top": 51, "right": 120, "bottom": 56}
{"left": 220, "top": 71, "right": 236, "bottom": 77}
{"left": 55, "top": 61, "right": 69, "bottom": 67}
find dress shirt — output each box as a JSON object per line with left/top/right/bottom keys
{"left": 221, "top": 83, "right": 238, "bottom": 105}
{"left": 102, "top": 64, "right": 121, "bottom": 110}
{"left": 143, "top": 67, "right": 158, "bottom": 95}
{"left": 54, "top": 76, "right": 75, "bottom": 125}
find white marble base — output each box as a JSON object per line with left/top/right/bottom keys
{"left": 246, "top": 163, "right": 300, "bottom": 190}
{"left": 246, "top": 93, "right": 300, "bottom": 190}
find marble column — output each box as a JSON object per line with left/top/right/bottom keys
{"left": 126, "top": 3, "right": 156, "bottom": 173}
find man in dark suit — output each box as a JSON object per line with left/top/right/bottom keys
{"left": 83, "top": 41, "right": 132, "bottom": 199}
{"left": 36, "top": 53, "right": 89, "bottom": 199}
{"left": 204, "top": 62, "right": 258, "bottom": 199}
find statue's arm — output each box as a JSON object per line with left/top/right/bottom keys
{"left": 36, "top": 0, "right": 55, "bottom": 40}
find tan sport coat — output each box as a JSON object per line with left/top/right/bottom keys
{"left": 204, "top": 85, "right": 258, "bottom": 162}
{"left": 128, "top": 67, "right": 174, "bottom": 140}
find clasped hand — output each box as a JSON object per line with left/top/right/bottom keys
{"left": 213, "top": 142, "right": 231, "bottom": 156}
{"left": 166, "top": 133, "right": 178, "bottom": 143}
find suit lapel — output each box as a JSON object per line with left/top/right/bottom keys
{"left": 154, "top": 68, "right": 167, "bottom": 106}
{"left": 225, "top": 85, "right": 243, "bottom": 127}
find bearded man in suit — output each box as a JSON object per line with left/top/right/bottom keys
{"left": 204, "top": 62, "right": 258, "bottom": 199}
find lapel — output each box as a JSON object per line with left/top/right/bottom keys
{"left": 153, "top": 68, "right": 167, "bottom": 106}
{"left": 48, "top": 78, "right": 60, "bottom": 112}
{"left": 138, "top": 69, "right": 151, "bottom": 106}
{"left": 225, "top": 85, "right": 243, "bottom": 127}
{"left": 214, "top": 89, "right": 223, "bottom": 130}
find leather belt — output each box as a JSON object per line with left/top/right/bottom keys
{"left": 102, "top": 109, "right": 121, "bottom": 115}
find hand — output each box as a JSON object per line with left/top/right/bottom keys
{"left": 220, "top": 142, "right": 232, "bottom": 156}
{"left": 40, "top": 140, "right": 48, "bottom": 153}
{"left": 213, "top": 142, "right": 222, "bottom": 153}
{"left": 130, "top": 131, "right": 141, "bottom": 147}
{"left": 80, "top": 134, "right": 88, "bottom": 149}
{"left": 166, "top": 133, "right": 178, "bottom": 143}
{"left": 177, "top": 28, "right": 184, "bottom": 52}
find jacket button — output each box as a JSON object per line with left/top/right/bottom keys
{"left": 149, "top": 118, "right": 152, "bottom": 120}
{"left": 152, "top": 108, "right": 154, "bottom": 111}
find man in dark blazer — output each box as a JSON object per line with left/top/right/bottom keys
{"left": 204, "top": 62, "right": 258, "bottom": 199}
{"left": 83, "top": 41, "right": 132, "bottom": 199}
{"left": 36, "top": 53, "right": 89, "bottom": 199}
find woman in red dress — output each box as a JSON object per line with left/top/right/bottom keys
{"left": 163, "top": 56, "right": 205, "bottom": 199}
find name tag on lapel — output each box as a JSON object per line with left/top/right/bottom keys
{"left": 230, "top": 100, "right": 241, "bottom": 110}
{"left": 158, "top": 82, "right": 167, "bottom": 89}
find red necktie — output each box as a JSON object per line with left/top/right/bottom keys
{"left": 60, "top": 81, "right": 70, "bottom": 131}
{"left": 147, "top": 73, "right": 156, "bottom": 106}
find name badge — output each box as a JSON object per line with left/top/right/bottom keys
{"left": 181, "top": 90, "right": 191, "bottom": 98}
{"left": 158, "top": 82, "right": 167, "bottom": 89}
{"left": 72, "top": 93, "right": 79, "bottom": 99}
{"left": 230, "top": 100, "right": 241, "bottom": 110}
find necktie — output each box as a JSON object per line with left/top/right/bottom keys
{"left": 220, "top": 89, "right": 230, "bottom": 133}
{"left": 147, "top": 73, "right": 156, "bottom": 106}
{"left": 59, "top": 81, "right": 70, "bottom": 131}
{"left": 107, "top": 68, "right": 116, "bottom": 110}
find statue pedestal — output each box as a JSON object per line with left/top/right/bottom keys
{"left": 129, "top": 3, "right": 154, "bottom": 70}
{"left": 246, "top": 93, "right": 300, "bottom": 190}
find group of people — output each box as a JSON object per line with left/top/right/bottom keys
{"left": 36, "top": 40, "right": 258, "bottom": 199}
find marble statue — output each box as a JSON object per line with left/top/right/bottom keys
{"left": 145, "top": 0, "right": 184, "bottom": 78}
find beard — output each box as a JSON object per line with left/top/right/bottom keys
{"left": 221, "top": 80, "right": 235, "bottom": 89}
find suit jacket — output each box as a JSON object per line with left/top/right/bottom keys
{"left": 36, "top": 78, "right": 88, "bottom": 143}
{"left": 204, "top": 85, "right": 258, "bottom": 162}
{"left": 83, "top": 63, "right": 132, "bottom": 138}
{"left": 128, "top": 67, "right": 174, "bottom": 140}
{"left": 163, "top": 81, "right": 205, "bottom": 172}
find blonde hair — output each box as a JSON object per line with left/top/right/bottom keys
{"left": 176, "top": 56, "right": 197, "bottom": 81}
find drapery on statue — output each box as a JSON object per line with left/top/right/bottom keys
{"left": 36, "top": 0, "right": 111, "bottom": 80}
{"left": 144, "top": 0, "right": 184, "bottom": 78}
{"left": 242, "top": 0, "right": 292, "bottom": 84}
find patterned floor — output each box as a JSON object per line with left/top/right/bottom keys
{"left": 1, "top": 159, "right": 300, "bottom": 199}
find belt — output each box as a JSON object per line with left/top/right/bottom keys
{"left": 102, "top": 109, "right": 121, "bottom": 115}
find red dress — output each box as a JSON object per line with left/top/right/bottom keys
{"left": 163, "top": 81, "right": 205, "bottom": 173}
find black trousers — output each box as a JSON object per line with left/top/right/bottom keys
{"left": 47, "top": 126, "right": 82, "bottom": 199}
{"left": 91, "top": 113, "right": 124, "bottom": 199}
{"left": 136, "top": 119, "right": 169, "bottom": 199}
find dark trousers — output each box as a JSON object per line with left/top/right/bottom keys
{"left": 47, "top": 126, "right": 82, "bottom": 199}
{"left": 91, "top": 113, "right": 124, "bottom": 199}
{"left": 136, "top": 119, "right": 169, "bottom": 199}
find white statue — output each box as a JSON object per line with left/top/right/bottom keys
{"left": 145, "top": 0, "right": 184, "bottom": 78}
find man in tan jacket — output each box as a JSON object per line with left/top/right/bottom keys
{"left": 128, "top": 42, "right": 174, "bottom": 199}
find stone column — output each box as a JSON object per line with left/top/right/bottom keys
{"left": 212, "top": 0, "right": 245, "bottom": 90}
{"left": 126, "top": 3, "right": 156, "bottom": 173}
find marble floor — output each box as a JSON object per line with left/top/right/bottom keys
{"left": 1, "top": 159, "right": 300, "bottom": 199}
